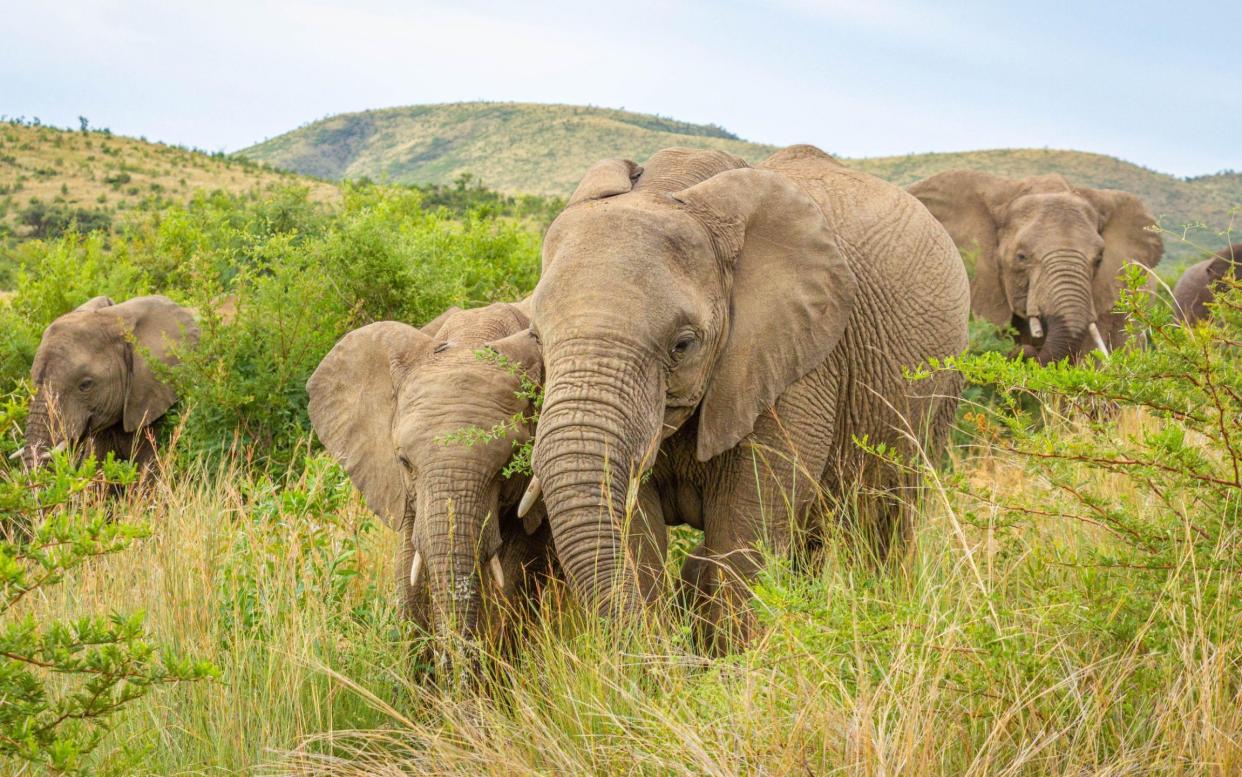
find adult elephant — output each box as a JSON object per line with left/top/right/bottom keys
{"left": 521, "top": 145, "right": 969, "bottom": 646}
{"left": 908, "top": 172, "right": 1163, "bottom": 363}
{"left": 307, "top": 302, "right": 667, "bottom": 639}
{"left": 1173, "top": 244, "right": 1240, "bottom": 324}
{"left": 19, "top": 295, "right": 198, "bottom": 469}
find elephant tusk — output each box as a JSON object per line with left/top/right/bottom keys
{"left": 9, "top": 447, "right": 24, "bottom": 460}
{"left": 51, "top": 440, "right": 67, "bottom": 453}
{"left": 1028, "top": 316, "right": 1043, "bottom": 339}
{"left": 517, "top": 475, "right": 541, "bottom": 518}
{"left": 1087, "top": 322, "right": 1110, "bottom": 356}
{"left": 488, "top": 554, "right": 505, "bottom": 592}
{"left": 409, "top": 550, "right": 423, "bottom": 588}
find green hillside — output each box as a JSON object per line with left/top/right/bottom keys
{"left": 240, "top": 102, "right": 777, "bottom": 195}
{"left": 241, "top": 102, "right": 1241, "bottom": 268}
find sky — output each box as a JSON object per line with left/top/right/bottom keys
{"left": 3, "top": 0, "right": 1239, "bottom": 177}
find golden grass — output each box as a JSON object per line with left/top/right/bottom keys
{"left": 8, "top": 421, "right": 1239, "bottom": 775}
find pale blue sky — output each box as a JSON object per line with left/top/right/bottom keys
{"left": 4, "top": 1, "right": 1239, "bottom": 176}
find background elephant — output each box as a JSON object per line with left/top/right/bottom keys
{"left": 307, "top": 302, "right": 668, "bottom": 639}
{"left": 20, "top": 294, "right": 198, "bottom": 470}
{"left": 908, "top": 171, "right": 1163, "bottom": 364}
{"left": 1173, "top": 244, "right": 1240, "bottom": 324}
{"left": 524, "top": 145, "right": 969, "bottom": 647}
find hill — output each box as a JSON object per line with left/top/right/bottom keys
{"left": 0, "top": 121, "right": 338, "bottom": 240}
{"left": 241, "top": 102, "right": 1241, "bottom": 268}
{"left": 240, "top": 102, "right": 776, "bottom": 196}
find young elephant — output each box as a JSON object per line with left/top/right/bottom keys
{"left": 307, "top": 302, "right": 668, "bottom": 639}
{"left": 19, "top": 295, "right": 199, "bottom": 470}
{"left": 909, "top": 172, "right": 1163, "bottom": 363}
{"left": 1173, "top": 244, "right": 1240, "bottom": 324}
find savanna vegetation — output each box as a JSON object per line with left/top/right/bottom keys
{"left": 1, "top": 145, "right": 1239, "bottom": 774}
{"left": 238, "top": 102, "right": 1242, "bottom": 266}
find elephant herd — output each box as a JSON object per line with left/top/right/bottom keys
{"left": 17, "top": 144, "right": 1237, "bottom": 652}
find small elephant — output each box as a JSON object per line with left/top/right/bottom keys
{"left": 307, "top": 302, "right": 668, "bottom": 639}
{"left": 1173, "top": 244, "right": 1240, "bottom": 324}
{"left": 20, "top": 295, "right": 199, "bottom": 470}
{"left": 908, "top": 171, "right": 1163, "bottom": 363}
{"left": 525, "top": 145, "right": 969, "bottom": 648}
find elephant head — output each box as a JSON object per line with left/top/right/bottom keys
{"left": 307, "top": 303, "right": 543, "bottom": 638}
{"left": 908, "top": 172, "right": 1162, "bottom": 363}
{"left": 526, "top": 147, "right": 857, "bottom": 614}
{"left": 1174, "top": 244, "right": 1240, "bottom": 324}
{"left": 22, "top": 294, "right": 198, "bottom": 468}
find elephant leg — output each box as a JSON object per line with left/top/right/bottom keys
{"left": 628, "top": 483, "right": 669, "bottom": 604}
{"left": 692, "top": 395, "right": 836, "bottom": 653}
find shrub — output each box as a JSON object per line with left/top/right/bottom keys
{"left": 0, "top": 183, "right": 541, "bottom": 471}
{"left": 0, "top": 401, "right": 217, "bottom": 775}
{"left": 14, "top": 201, "right": 113, "bottom": 240}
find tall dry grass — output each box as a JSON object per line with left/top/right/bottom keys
{"left": 9, "top": 416, "right": 1238, "bottom": 775}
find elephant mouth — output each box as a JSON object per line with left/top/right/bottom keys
{"left": 1013, "top": 314, "right": 1043, "bottom": 345}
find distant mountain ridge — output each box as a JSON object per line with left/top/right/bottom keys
{"left": 241, "top": 102, "right": 1240, "bottom": 268}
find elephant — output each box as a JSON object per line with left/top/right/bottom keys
{"left": 519, "top": 144, "right": 969, "bottom": 648}
{"left": 1173, "top": 244, "right": 1240, "bottom": 324}
{"left": 19, "top": 294, "right": 199, "bottom": 470}
{"left": 908, "top": 171, "right": 1163, "bottom": 364}
{"left": 306, "top": 302, "right": 668, "bottom": 640}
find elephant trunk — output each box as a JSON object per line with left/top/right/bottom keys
{"left": 21, "top": 391, "right": 55, "bottom": 469}
{"left": 532, "top": 342, "right": 661, "bottom": 618}
{"left": 417, "top": 471, "right": 497, "bottom": 639}
{"left": 1034, "top": 252, "right": 1094, "bottom": 365}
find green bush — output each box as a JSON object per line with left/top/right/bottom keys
{"left": 943, "top": 267, "right": 1240, "bottom": 656}
{"left": 0, "top": 183, "right": 541, "bottom": 471}
{"left": 0, "top": 402, "right": 217, "bottom": 775}
{"left": 15, "top": 200, "right": 113, "bottom": 240}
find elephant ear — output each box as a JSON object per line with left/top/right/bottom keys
{"left": 484, "top": 328, "right": 543, "bottom": 386}
{"left": 75, "top": 295, "right": 115, "bottom": 312}
{"left": 673, "top": 168, "right": 858, "bottom": 462}
{"left": 567, "top": 159, "right": 643, "bottom": 206}
{"left": 908, "top": 171, "right": 1016, "bottom": 327}
{"left": 1078, "top": 187, "right": 1163, "bottom": 325}
{"left": 109, "top": 296, "right": 199, "bottom": 433}
{"left": 307, "top": 322, "right": 435, "bottom": 528}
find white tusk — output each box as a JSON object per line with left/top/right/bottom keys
{"left": 517, "top": 475, "right": 541, "bottom": 518}
{"left": 1087, "top": 322, "right": 1110, "bottom": 356}
{"left": 489, "top": 554, "right": 505, "bottom": 591}
{"left": 51, "top": 441, "right": 67, "bottom": 453}
{"left": 9, "top": 447, "right": 24, "bottom": 460}
{"left": 408, "top": 550, "right": 422, "bottom": 588}
{"left": 1028, "top": 316, "right": 1043, "bottom": 339}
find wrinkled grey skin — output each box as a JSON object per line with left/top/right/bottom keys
{"left": 909, "top": 172, "right": 1163, "bottom": 364}
{"left": 527, "top": 145, "right": 969, "bottom": 648}
{"left": 307, "top": 302, "right": 667, "bottom": 639}
{"left": 23, "top": 295, "right": 198, "bottom": 470}
{"left": 1173, "top": 244, "right": 1240, "bottom": 324}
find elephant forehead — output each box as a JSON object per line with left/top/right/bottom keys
{"left": 543, "top": 201, "right": 714, "bottom": 278}
{"left": 1004, "top": 193, "right": 1100, "bottom": 236}
{"left": 36, "top": 317, "right": 121, "bottom": 373}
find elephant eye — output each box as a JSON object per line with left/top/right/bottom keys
{"left": 1015, "top": 253, "right": 1029, "bottom": 265}
{"left": 396, "top": 449, "right": 413, "bottom": 471}
{"left": 1093, "top": 252, "right": 1104, "bottom": 268}
{"left": 671, "top": 332, "right": 699, "bottom": 361}
{"left": 78, "top": 377, "right": 94, "bottom": 392}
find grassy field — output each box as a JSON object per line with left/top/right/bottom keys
{"left": 6, "top": 399, "right": 1239, "bottom": 775}
{"left": 238, "top": 102, "right": 1242, "bottom": 267}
